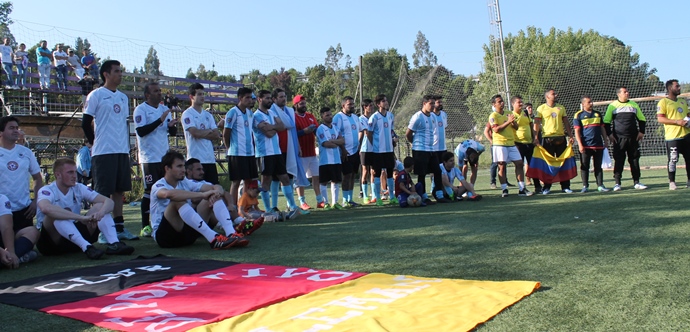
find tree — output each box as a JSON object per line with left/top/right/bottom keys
{"left": 325, "top": 43, "right": 344, "bottom": 72}
{"left": 143, "top": 46, "right": 162, "bottom": 76}
{"left": 360, "top": 48, "right": 408, "bottom": 101}
{"left": 73, "top": 37, "right": 95, "bottom": 57}
{"left": 0, "top": 2, "right": 13, "bottom": 46}
{"left": 467, "top": 26, "right": 663, "bottom": 129}
{"left": 412, "top": 31, "right": 437, "bottom": 69}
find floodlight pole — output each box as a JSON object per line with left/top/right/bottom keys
{"left": 491, "top": 0, "right": 511, "bottom": 110}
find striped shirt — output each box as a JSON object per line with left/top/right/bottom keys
{"left": 432, "top": 111, "right": 448, "bottom": 151}
{"left": 316, "top": 124, "right": 342, "bottom": 166}
{"left": 369, "top": 111, "right": 396, "bottom": 153}
{"left": 224, "top": 106, "right": 255, "bottom": 157}
{"left": 333, "top": 112, "right": 362, "bottom": 156}
{"left": 359, "top": 114, "right": 373, "bottom": 153}
{"left": 252, "top": 109, "right": 282, "bottom": 157}
{"left": 408, "top": 111, "right": 436, "bottom": 151}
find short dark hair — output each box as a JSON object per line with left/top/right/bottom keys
{"left": 403, "top": 156, "right": 414, "bottom": 168}
{"left": 144, "top": 81, "right": 159, "bottom": 98}
{"left": 422, "top": 94, "right": 435, "bottom": 104}
{"left": 258, "top": 89, "right": 271, "bottom": 99}
{"left": 581, "top": 95, "right": 592, "bottom": 102}
{"left": 272, "top": 88, "right": 285, "bottom": 99}
{"left": 162, "top": 150, "right": 185, "bottom": 170}
{"left": 434, "top": 95, "right": 443, "bottom": 100}
{"left": 525, "top": 103, "right": 533, "bottom": 108}
{"left": 362, "top": 98, "right": 373, "bottom": 108}
{"left": 374, "top": 94, "right": 387, "bottom": 105}
{"left": 188, "top": 83, "right": 204, "bottom": 96}
{"left": 466, "top": 150, "right": 479, "bottom": 166}
{"left": 319, "top": 107, "right": 331, "bottom": 115}
{"left": 544, "top": 88, "right": 555, "bottom": 98}
{"left": 442, "top": 151, "right": 455, "bottom": 163}
{"left": 490, "top": 94, "right": 503, "bottom": 104}
{"left": 100, "top": 60, "right": 121, "bottom": 84}
{"left": 666, "top": 79, "right": 679, "bottom": 92}
{"left": 342, "top": 96, "right": 354, "bottom": 105}
{"left": 185, "top": 158, "right": 200, "bottom": 170}
{"left": 0, "top": 116, "right": 19, "bottom": 131}
{"left": 616, "top": 86, "right": 627, "bottom": 94}
{"left": 237, "top": 87, "right": 253, "bottom": 100}
{"left": 510, "top": 95, "right": 522, "bottom": 105}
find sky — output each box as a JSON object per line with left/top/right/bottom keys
{"left": 9, "top": 0, "right": 690, "bottom": 82}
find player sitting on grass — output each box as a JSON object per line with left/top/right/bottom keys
{"left": 395, "top": 157, "right": 430, "bottom": 207}
{"left": 150, "top": 151, "right": 248, "bottom": 249}
{"left": 439, "top": 152, "right": 482, "bottom": 201}
{"left": 235, "top": 180, "right": 270, "bottom": 235}
{"left": 36, "top": 158, "right": 134, "bottom": 260}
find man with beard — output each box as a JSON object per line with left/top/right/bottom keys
{"left": 223, "top": 87, "right": 258, "bottom": 206}
{"left": 293, "top": 95, "right": 324, "bottom": 209}
{"left": 532, "top": 88, "right": 575, "bottom": 194}
{"left": 656, "top": 80, "right": 690, "bottom": 190}
{"left": 333, "top": 96, "right": 362, "bottom": 207}
{"left": 133, "top": 81, "right": 178, "bottom": 238}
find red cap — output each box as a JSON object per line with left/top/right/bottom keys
{"left": 246, "top": 180, "right": 259, "bottom": 189}
{"left": 293, "top": 95, "right": 305, "bottom": 105}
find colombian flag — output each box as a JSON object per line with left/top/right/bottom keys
{"left": 527, "top": 145, "right": 578, "bottom": 183}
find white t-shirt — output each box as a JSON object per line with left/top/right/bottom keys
{"left": 53, "top": 50, "right": 68, "bottom": 66}
{"left": 0, "top": 45, "right": 12, "bottom": 64}
{"left": 0, "top": 145, "right": 40, "bottom": 211}
{"left": 14, "top": 51, "right": 28, "bottom": 66}
{"left": 84, "top": 87, "right": 131, "bottom": 156}
{"left": 0, "top": 194, "right": 11, "bottom": 217}
{"left": 133, "top": 102, "right": 172, "bottom": 163}
{"left": 66, "top": 55, "right": 82, "bottom": 69}
{"left": 36, "top": 182, "right": 99, "bottom": 229}
{"left": 150, "top": 177, "right": 204, "bottom": 240}
{"left": 181, "top": 107, "right": 217, "bottom": 163}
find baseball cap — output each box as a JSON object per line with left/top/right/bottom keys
{"left": 293, "top": 95, "right": 305, "bottom": 104}
{"left": 246, "top": 180, "right": 259, "bottom": 189}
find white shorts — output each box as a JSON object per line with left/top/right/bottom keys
{"left": 492, "top": 145, "right": 522, "bottom": 163}
{"left": 301, "top": 156, "right": 319, "bottom": 177}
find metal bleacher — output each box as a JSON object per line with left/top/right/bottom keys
{"left": 1, "top": 63, "right": 242, "bottom": 179}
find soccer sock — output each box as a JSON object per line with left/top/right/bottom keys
{"left": 260, "top": 190, "right": 271, "bottom": 211}
{"left": 373, "top": 178, "right": 382, "bottom": 201}
{"left": 320, "top": 184, "right": 329, "bottom": 204}
{"left": 316, "top": 194, "right": 324, "bottom": 204}
{"left": 270, "top": 181, "right": 280, "bottom": 210}
{"left": 233, "top": 216, "right": 245, "bottom": 226}
{"left": 445, "top": 187, "right": 454, "bottom": 197}
{"left": 343, "top": 190, "right": 352, "bottom": 203}
{"left": 98, "top": 214, "right": 119, "bottom": 244}
{"left": 54, "top": 220, "right": 90, "bottom": 251}
{"left": 362, "top": 183, "right": 370, "bottom": 200}
{"left": 114, "top": 216, "right": 124, "bottom": 233}
{"left": 466, "top": 191, "right": 474, "bottom": 197}
{"left": 282, "top": 185, "right": 297, "bottom": 210}
{"left": 140, "top": 195, "right": 150, "bottom": 228}
{"left": 518, "top": 181, "right": 525, "bottom": 191}
{"left": 178, "top": 204, "right": 216, "bottom": 242}
{"left": 386, "top": 178, "right": 395, "bottom": 199}
{"left": 435, "top": 190, "right": 444, "bottom": 199}
{"left": 14, "top": 236, "right": 34, "bottom": 258}
{"left": 299, "top": 196, "right": 306, "bottom": 205}
{"left": 332, "top": 183, "right": 340, "bottom": 205}
{"left": 501, "top": 183, "right": 508, "bottom": 190}
{"left": 212, "top": 200, "right": 235, "bottom": 236}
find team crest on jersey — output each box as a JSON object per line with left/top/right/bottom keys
{"left": 244, "top": 120, "right": 249, "bottom": 127}
{"left": 551, "top": 112, "right": 557, "bottom": 118}
{"left": 331, "top": 134, "right": 336, "bottom": 139}
{"left": 200, "top": 124, "right": 206, "bottom": 129}
{"left": 319, "top": 133, "right": 325, "bottom": 138}
{"left": 135, "top": 115, "right": 142, "bottom": 123}
{"left": 4, "top": 201, "right": 9, "bottom": 209}
{"left": 383, "top": 122, "right": 389, "bottom": 128}
{"left": 156, "top": 183, "right": 165, "bottom": 187}
{"left": 6, "top": 161, "right": 18, "bottom": 171}
{"left": 438, "top": 122, "right": 443, "bottom": 126}
{"left": 678, "top": 107, "right": 684, "bottom": 114}
{"left": 351, "top": 124, "right": 356, "bottom": 130}
{"left": 41, "top": 190, "right": 51, "bottom": 196}
{"left": 489, "top": 118, "right": 495, "bottom": 124}
{"left": 114, "top": 104, "right": 121, "bottom": 114}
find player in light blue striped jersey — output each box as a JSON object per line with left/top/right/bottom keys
{"left": 368, "top": 94, "right": 399, "bottom": 206}
{"left": 316, "top": 107, "right": 346, "bottom": 210}
{"left": 223, "top": 87, "right": 258, "bottom": 208}
{"left": 333, "top": 96, "right": 362, "bottom": 207}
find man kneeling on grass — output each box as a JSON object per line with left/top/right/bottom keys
{"left": 150, "top": 150, "right": 248, "bottom": 249}
{"left": 36, "top": 158, "right": 134, "bottom": 260}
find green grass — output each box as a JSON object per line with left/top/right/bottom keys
{"left": 2, "top": 169, "right": 690, "bottom": 331}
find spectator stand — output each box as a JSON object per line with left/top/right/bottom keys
{"left": 0, "top": 64, "right": 242, "bottom": 180}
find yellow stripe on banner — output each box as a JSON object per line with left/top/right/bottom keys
{"left": 192, "top": 273, "right": 540, "bottom": 332}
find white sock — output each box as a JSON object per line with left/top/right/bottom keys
{"left": 98, "top": 214, "right": 119, "bottom": 244}
{"left": 320, "top": 184, "right": 329, "bottom": 203}
{"left": 54, "top": 220, "right": 90, "bottom": 251}
{"left": 178, "top": 204, "right": 216, "bottom": 242}
{"left": 332, "top": 183, "right": 340, "bottom": 206}
{"left": 518, "top": 181, "right": 525, "bottom": 191}
{"left": 212, "top": 200, "right": 234, "bottom": 236}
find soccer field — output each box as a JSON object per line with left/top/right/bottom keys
{"left": 1, "top": 168, "right": 689, "bottom": 331}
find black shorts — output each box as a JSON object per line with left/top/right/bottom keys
{"left": 319, "top": 164, "right": 343, "bottom": 184}
{"left": 36, "top": 222, "right": 98, "bottom": 255}
{"left": 154, "top": 215, "right": 200, "bottom": 248}
{"left": 260, "top": 154, "right": 287, "bottom": 177}
{"left": 92, "top": 153, "right": 132, "bottom": 197}
{"left": 142, "top": 162, "right": 165, "bottom": 193}
{"left": 202, "top": 163, "right": 219, "bottom": 184}
{"left": 12, "top": 206, "right": 34, "bottom": 231}
{"left": 341, "top": 153, "right": 361, "bottom": 175}
{"left": 412, "top": 150, "right": 439, "bottom": 176}
{"left": 228, "top": 155, "right": 258, "bottom": 181}
{"left": 360, "top": 152, "right": 374, "bottom": 167}
{"left": 372, "top": 152, "right": 396, "bottom": 178}
{"left": 271, "top": 153, "right": 292, "bottom": 181}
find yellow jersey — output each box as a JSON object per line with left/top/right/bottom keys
{"left": 656, "top": 97, "right": 690, "bottom": 141}
{"left": 512, "top": 110, "right": 533, "bottom": 144}
{"left": 535, "top": 103, "right": 567, "bottom": 137}
{"left": 488, "top": 111, "right": 515, "bottom": 146}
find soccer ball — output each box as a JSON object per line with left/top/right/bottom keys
{"left": 407, "top": 194, "right": 422, "bottom": 207}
